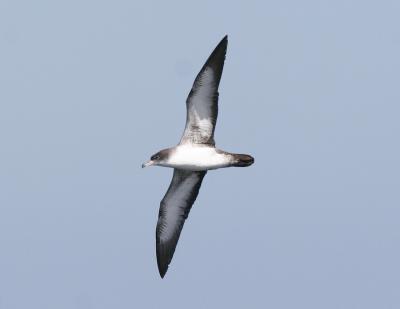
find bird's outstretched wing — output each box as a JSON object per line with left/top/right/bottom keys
{"left": 156, "top": 169, "right": 207, "bottom": 278}
{"left": 179, "top": 35, "right": 228, "bottom": 146}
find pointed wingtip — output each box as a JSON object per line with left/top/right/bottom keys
{"left": 212, "top": 35, "right": 227, "bottom": 51}
{"left": 158, "top": 262, "right": 168, "bottom": 278}
{"left": 208, "top": 35, "right": 228, "bottom": 61}
{"left": 156, "top": 247, "right": 168, "bottom": 278}
{"left": 220, "top": 34, "right": 228, "bottom": 46}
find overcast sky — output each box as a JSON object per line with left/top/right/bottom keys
{"left": 1, "top": 0, "right": 399, "bottom": 308}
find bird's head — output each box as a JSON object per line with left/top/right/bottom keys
{"left": 142, "top": 149, "right": 170, "bottom": 168}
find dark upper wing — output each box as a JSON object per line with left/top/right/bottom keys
{"left": 179, "top": 35, "right": 228, "bottom": 146}
{"left": 156, "top": 169, "right": 207, "bottom": 278}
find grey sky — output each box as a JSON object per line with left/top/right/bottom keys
{"left": 1, "top": 0, "right": 399, "bottom": 308}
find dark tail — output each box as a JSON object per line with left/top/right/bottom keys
{"left": 232, "top": 154, "right": 254, "bottom": 167}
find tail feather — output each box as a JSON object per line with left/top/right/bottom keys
{"left": 232, "top": 154, "right": 254, "bottom": 167}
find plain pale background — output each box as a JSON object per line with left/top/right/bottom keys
{"left": 1, "top": 0, "right": 399, "bottom": 308}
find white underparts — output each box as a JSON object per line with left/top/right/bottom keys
{"left": 160, "top": 145, "right": 232, "bottom": 171}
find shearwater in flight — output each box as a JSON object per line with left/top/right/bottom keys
{"left": 142, "top": 35, "right": 254, "bottom": 278}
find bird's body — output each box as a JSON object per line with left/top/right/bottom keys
{"left": 143, "top": 35, "right": 254, "bottom": 278}
{"left": 157, "top": 145, "right": 236, "bottom": 171}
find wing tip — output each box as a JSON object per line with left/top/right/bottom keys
{"left": 158, "top": 266, "right": 168, "bottom": 279}
{"left": 156, "top": 241, "right": 169, "bottom": 278}
{"left": 157, "top": 255, "right": 168, "bottom": 278}
{"left": 209, "top": 35, "right": 228, "bottom": 59}
{"left": 218, "top": 34, "right": 228, "bottom": 50}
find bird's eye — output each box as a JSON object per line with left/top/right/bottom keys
{"left": 151, "top": 155, "right": 160, "bottom": 160}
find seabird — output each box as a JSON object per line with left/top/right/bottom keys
{"left": 142, "top": 35, "right": 254, "bottom": 278}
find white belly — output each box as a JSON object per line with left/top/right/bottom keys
{"left": 162, "top": 145, "right": 230, "bottom": 171}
